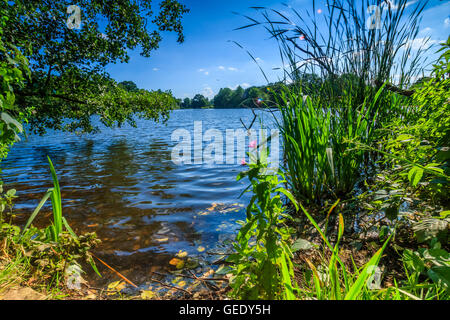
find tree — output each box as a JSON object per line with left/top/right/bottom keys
{"left": 229, "top": 86, "right": 244, "bottom": 108}
{"left": 191, "top": 94, "right": 209, "bottom": 108}
{"left": 1, "top": 0, "right": 189, "bottom": 134}
{"left": 213, "top": 87, "right": 233, "bottom": 108}
{"left": 0, "top": 6, "right": 30, "bottom": 159}
{"left": 181, "top": 97, "right": 191, "bottom": 108}
{"left": 119, "top": 81, "right": 139, "bottom": 93}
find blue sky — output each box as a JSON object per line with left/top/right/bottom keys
{"left": 105, "top": 0, "right": 450, "bottom": 99}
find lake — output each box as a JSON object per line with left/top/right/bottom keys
{"left": 1, "top": 108, "right": 278, "bottom": 290}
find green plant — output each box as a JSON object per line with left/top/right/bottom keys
{"left": 401, "top": 239, "right": 449, "bottom": 297}
{"left": 272, "top": 83, "right": 386, "bottom": 205}
{"left": 1, "top": 0, "right": 188, "bottom": 135}
{"left": 296, "top": 201, "right": 393, "bottom": 300}
{"left": 346, "top": 37, "right": 450, "bottom": 300}
{"left": 0, "top": 183, "right": 17, "bottom": 222}
{"left": 228, "top": 144, "right": 297, "bottom": 300}
{"left": 22, "top": 156, "right": 75, "bottom": 242}
{"left": 0, "top": 219, "right": 99, "bottom": 295}
{"left": 19, "top": 156, "right": 102, "bottom": 277}
{"left": 0, "top": 3, "right": 32, "bottom": 160}
{"left": 0, "top": 156, "right": 101, "bottom": 294}
{"left": 236, "top": 0, "right": 429, "bottom": 207}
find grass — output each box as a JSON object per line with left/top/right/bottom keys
{"left": 0, "top": 156, "right": 100, "bottom": 298}
{"left": 227, "top": 0, "right": 449, "bottom": 301}
{"left": 21, "top": 156, "right": 77, "bottom": 242}
{"left": 297, "top": 201, "right": 393, "bottom": 300}
{"left": 236, "top": 0, "right": 431, "bottom": 206}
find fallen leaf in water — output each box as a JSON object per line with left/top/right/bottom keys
{"left": 107, "top": 281, "right": 126, "bottom": 295}
{"left": 169, "top": 258, "right": 185, "bottom": 269}
{"left": 198, "top": 211, "right": 209, "bottom": 216}
{"left": 155, "top": 237, "right": 169, "bottom": 243}
{"left": 172, "top": 276, "right": 182, "bottom": 284}
{"left": 203, "top": 269, "right": 215, "bottom": 278}
{"left": 169, "top": 258, "right": 181, "bottom": 266}
{"left": 141, "top": 290, "right": 155, "bottom": 299}
{"left": 177, "top": 281, "right": 186, "bottom": 288}
{"left": 87, "top": 224, "right": 98, "bottom": 228}
{"left": 176, "top": 250, "right": 188, "bottom": 258}
{"left": 197, "top": 246, "right": 205, "bottom": 252}
{"left": 207, "top": 203, "right": 219, "bottom": 211}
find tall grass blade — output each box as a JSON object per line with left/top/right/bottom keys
{"left": 344, "top": 233, "right": 393, "bottom": 300}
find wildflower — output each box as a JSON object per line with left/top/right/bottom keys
{"left": 299, "top": 34, "right": 305, "bottom": 40}
{"left": 249, "top": 140, "right": 257, "bottom": 149}
{"left": 240, "top": 158, "right": 247, "bottom": 165}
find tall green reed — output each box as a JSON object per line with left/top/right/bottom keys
{"left": 22, "top": 156, "right": 76, "bottom": 242}
{"left": 272, "top": 83, "right": 386, "bottom": 204}
{"left": 237, "top": 0, "right": 430, "bottom": 204}
{"left": 296, "top": 199, "right": 393, "bottom": 300}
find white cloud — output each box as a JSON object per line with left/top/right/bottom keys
{"left": 228, "top": 67, "right": 238, "bottom": 71}
{"left": 384, "top": 0, "right": 418, "bottom": 10}
{"left": 445, "top": 17, "right": 450, "bottom": 27}
{"left": 229, "top": 83, "right": 251, "bottom": 90}
{"left": 197, "top": 68, "right": 209, "bottom": 75}
{"left": 255, "top": 57, "right": 263, "bottom": 63}
{"left": 405, "top": 37, "right": 440, "bottom": 51}
{"left": 218, "top": 66, "right": 225, "bottom": 70}
{"left": 420, "top": 27, "right": 433, "bottom": 34}
{"left": 152, "top": 68, "right": 159, "bottom": 71}
{"left": 202, "top": 86, "right": 214, "bottom": 98}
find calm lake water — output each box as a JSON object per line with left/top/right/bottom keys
{"left": 1, "top": 108, "right": 278, "bottom": 289}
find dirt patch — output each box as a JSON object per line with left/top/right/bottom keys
{"left": 0, "top": 286, "right": 46, "bottom": 300}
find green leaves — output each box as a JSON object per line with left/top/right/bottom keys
{"left": 1, "top": 112, "right": 23, "bottom": 135}
{"left": 412, "top": 218, "right": 449, "bottom": 244}
{"left": 291, "top": 238, "right": 315, "bottom": 252}
{"left": 344, "top": 234, "right": 392, "bottom": 300}
{"left": 21, "top": 156, "right": 74, "bottom": 243}
{"left": 402, "top": 242, "right": 450, "bottom": 295}
{"left": 229, "top": 151, "right": 297, "bottom": 300}
{"left": 0, "top": 12, "right": 30, "bottom": 159}
{"left": 408, "top": 166, "right": 424, "bottom": 187}
{"left": 0, "top": 0, "right": 188, "bottom": 135}
{"left": 427, "top": 266, "right": 450, "bottom": 290}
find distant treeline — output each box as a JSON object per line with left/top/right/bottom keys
{"left": 176, "top": 74, "right": 324, "bottom": 109}
{"left": 177, "top": 85, "right": 270, "bottom": 109}
{"left": 119, "top": 77, "right": 318, "bottom": 110}
{"left": 119, "top": 72, "right": 428, "bottom": 110}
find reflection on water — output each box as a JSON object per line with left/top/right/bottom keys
{"left": 1, "top": 108, "right": 276, "bottom": 288}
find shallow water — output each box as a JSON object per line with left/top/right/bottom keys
{"left": 1, "top": 108, "right": 277, "bottom": 289}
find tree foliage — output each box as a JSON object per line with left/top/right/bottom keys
{"left": 1, "top": 0, "right": 189, "bottom": 134}
{"left": 0, "top": 6, "right": 31, "bottom": 159}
